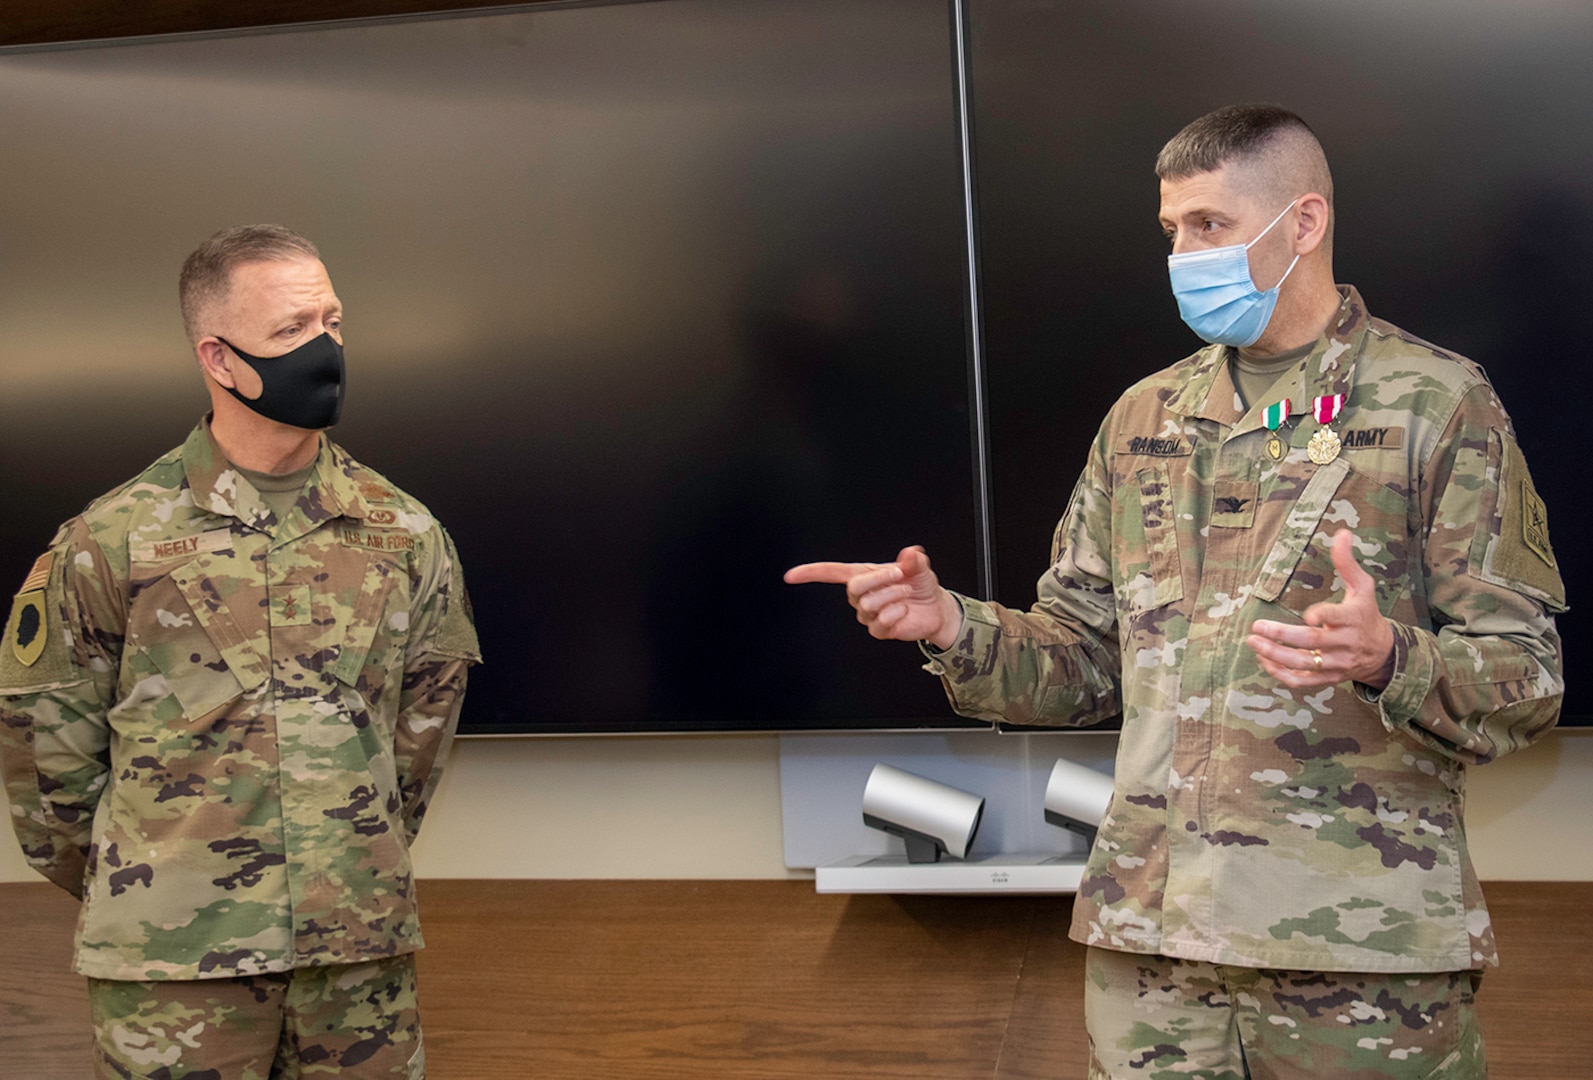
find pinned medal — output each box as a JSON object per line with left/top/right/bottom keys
{"left": 1308, "top": 393, "right": 1345, "bottom": 465}
{"left": 1262, "top": 398, "right": 1291, "bottom": 460}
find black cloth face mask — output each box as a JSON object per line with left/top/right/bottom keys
{"left": 218, "top": 332, "right": 346, "bottom": 430}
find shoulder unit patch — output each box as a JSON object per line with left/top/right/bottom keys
{"left": 9, "top": 591, "right": 47, "bottom": 667}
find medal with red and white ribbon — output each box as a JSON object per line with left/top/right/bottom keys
{"left": 1262, "top": 398, "right": 1291, "bottom": 460}
{"left": 1307, "top": 393, "right": 1345, "bottom": 464}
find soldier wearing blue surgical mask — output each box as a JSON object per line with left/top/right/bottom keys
{"left": 788, "top": 104, "right": 1563, "bottom": 1079}
{"left": 1158, "top": 121, "right": 1347, "bottom": 441}
{"left": 1166, "top": 195, "right": 1303, "bottom": 348}
{"left": 1159, "top": 123, "right": 1342, "bottom": 424}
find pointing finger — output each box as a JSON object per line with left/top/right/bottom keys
{"left": 784, "top": 561, "right": 876, "bottom": 586}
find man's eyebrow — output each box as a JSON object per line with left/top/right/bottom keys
{"left": 1160, "top": 204, "right": 1229, "bottom": 227}
{"left": 273, "top": 302, "right": 338, "bottom": 329}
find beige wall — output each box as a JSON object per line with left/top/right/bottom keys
{"left": 3, "top": 730, "right": 1590, "bottom": 885}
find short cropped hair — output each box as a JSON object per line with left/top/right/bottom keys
{"left": 1157, "top": 104, "right": 1334, "bottom": 248}
{"left": 179, "top": 224, "right": 320, "bottom": 342}
{"left": 1156, "top": 103, "right": 1318, "bottom": 182}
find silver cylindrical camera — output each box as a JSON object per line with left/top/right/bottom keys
{"left": 1043, "top": 757, "right": 1115, "bottom": 844}
{"left": 861, "top": 763, "right": 985, "bottom": 864}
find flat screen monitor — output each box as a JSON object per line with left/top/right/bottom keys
{"left": 0, "top": 0, "right": 990, "bottom": 734}
{"left": 6, "top": 0, "right": 1584, "bottom": 733}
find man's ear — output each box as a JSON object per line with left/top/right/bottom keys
{"left": 1293, "top": 192, "right": 1331, "bottom": 255}
{"left": 195, "top": 338, "right": 238, "bottom": 389}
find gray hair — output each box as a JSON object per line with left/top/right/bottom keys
{"left": 179, "top": 224, "right": 320, "bottom": 342}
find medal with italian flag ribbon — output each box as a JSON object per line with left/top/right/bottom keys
{"left": 1262, "top": 398, "right": 1291, "bottom": 460}
{"left": 1307, "top": 393, "right": 1345, "bottom": 464}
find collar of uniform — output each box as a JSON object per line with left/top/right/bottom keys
{"left": 181, "top": 418, "right": 374, "bottom": 530}
{"left": 1287, "top": 285, "right": 1367, "bottom": 418}
{"left": 1165, "top": 285, "right": 1369, "bottom": 430}
{"left": 307, "top": 438, "right": 379, "bottom": 523}
{"left": 1164, "top": 343, "right": 1241, "bottom": 425}
{"left": 181, "top": 418, "right": 278, "bottom": 529}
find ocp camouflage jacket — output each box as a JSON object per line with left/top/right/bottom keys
{"left": 0, "top": 421, "right": 481, "bottom": 980}
{"left": 925, "top": 287, "right": 1565, "bottom": 973}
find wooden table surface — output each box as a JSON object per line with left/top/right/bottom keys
{"left": 2, "top": 879, "right": 1588, "bottom": 1078}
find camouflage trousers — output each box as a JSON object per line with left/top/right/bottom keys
{"left": 87, "top": 954, "right": 423, "bottom": 1079}
{"left": 1084, "top": 947, "right": 1485, "bottom": 1079}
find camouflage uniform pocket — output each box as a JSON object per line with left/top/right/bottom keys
{"left": 129, "top": 573, "right": 259, "bottom": 721}
{"left": 1252, "top": 457, "right": 1351, "bottom": 609}
{"left": 1115, "top": 465, "right": 1184, "bottom": 614}
{"left": 328, "top": 554, "right": 405, "bottom": 692}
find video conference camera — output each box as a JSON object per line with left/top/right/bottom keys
{"left": 1042, "top": 757, "right": 1115, "bottom": 845}
{"left": 861, "top": 763, "right": 985, "bottom": 864}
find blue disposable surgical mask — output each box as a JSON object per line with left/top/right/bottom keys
{"left": 1167, "top": 198, "right": 1301, "bottom": 348}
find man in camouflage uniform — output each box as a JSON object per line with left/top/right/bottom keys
{"left": 0, "top": 225, "right": 481, "bottom": 1078}
{"left": 788, "top": 105, "right": 1564, "bottom": 1077}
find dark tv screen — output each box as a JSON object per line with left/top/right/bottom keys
{"left": 0, "top": 0, "right": 989, "bottom": 734}
{"left": 2, "top": 0, "right": 1586, "bottom": 732}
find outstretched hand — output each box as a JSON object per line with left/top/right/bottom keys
{"left": 784, "top": 546, "right": 964, "bottom": 651}
{"left": 1247, "top": 529, "right": 1396, "bottom": 689}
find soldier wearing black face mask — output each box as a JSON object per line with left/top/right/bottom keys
{"left": 0, "top": 224, "right": 481, "bottom": 1078}
{"left": 217, "top": 330, "right": 346, "bottom": 431}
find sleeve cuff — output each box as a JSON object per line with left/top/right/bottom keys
{"left": 1363, "top": 620, "right": 1436, "bottom": 729}
{"left": 918, "top": 594, "right": 1004, "bottom": 683}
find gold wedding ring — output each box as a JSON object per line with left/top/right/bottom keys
{"left": 1311, "top": 649, "right": 1323, "bottom": 672}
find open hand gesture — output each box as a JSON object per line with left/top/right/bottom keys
{"left": 1247, "top": 529, "right": 1396, "bottom": 689}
